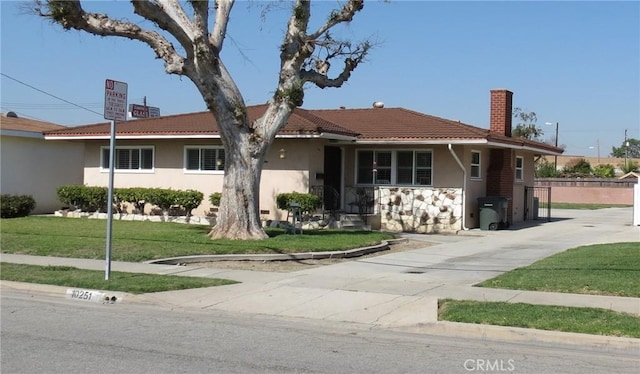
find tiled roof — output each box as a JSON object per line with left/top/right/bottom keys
{"left": 1, "top": 115, "right": 67, "bottom": 133}
{"left": 41, "top": 105, "right": 562, "bottom": 153}
{"left": 44, "top": 105, "right": 358, "bottom": 138}
{"left": 311, "top": 107, "right": 489, "bottom": 141}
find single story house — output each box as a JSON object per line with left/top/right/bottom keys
{"left": 1, "top": 112, "right": 85, "bottom": 213}
{"left": 43, "top": 89, "right": 562, "bottom": 232}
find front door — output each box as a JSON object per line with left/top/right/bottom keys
{"left": 323, "top": 146, "right": 342, "bottom": 211}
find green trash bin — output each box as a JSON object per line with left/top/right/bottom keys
{"left": 478, "top": 197, "right": 508, "bottom": 230}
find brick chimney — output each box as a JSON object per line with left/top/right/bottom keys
{"left": 490, "top": 89, "right": 513, "bottom": 137}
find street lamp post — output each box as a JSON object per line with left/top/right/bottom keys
{"left": 545, "top": 122, "right": 559, "bottom": 170}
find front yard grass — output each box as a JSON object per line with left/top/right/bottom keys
{"left": 4, "top": 217, "right": 639, "bottom": 337}
{"left": 438, "top": 242, "right": 640, "bottom": 337}
{"left": 0, "top": 216, "right": 396, "bottom": 262}
{"left": 438, "top": 299, "right": 640, "bottom": 338}
{"left": 0, "top": 263, "right": 237, "bottom": 294}
{"left": 476, "top": 242, "right": 640, "bottom": 297}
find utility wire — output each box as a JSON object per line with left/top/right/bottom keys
{"left": 1, "top": 72, "right": 104, "bottom": 117}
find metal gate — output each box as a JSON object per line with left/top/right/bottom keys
{"left": 524, "top": 186, "right": 552, "bottom": 222}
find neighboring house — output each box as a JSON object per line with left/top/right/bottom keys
{"left": 1, "top": 113, "right": 84, "bottom": 214}
{"left": 43, "top": 89, "right": 562, "bottom": 232}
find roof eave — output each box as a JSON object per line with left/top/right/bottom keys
{"left": 486, "top": 140, "right": 564, "bottom": 155}
{"left": 355, "top": 139, "right": 488, "bottom": 145}
{"left": 2, "top": 129, "right": 45, "bottom": 139}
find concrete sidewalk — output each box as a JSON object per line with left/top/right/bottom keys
{"left": 2, "top": 207, "right": 639, "bottom": 349}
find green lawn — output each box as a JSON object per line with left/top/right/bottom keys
{"left": 438, "top": 299, "right": 640, "bottom": 338}
{"left": 4, "top": 216, "right": 639, "bottom": 337}
{"left": 476, "top": 242, "right": 640, "bottom": 297}
{"left": 0, "top": 263, "right": 237, "bottom": 294}
{"left": 438, "top": 242, "right": 640, "bottom": 337}
{"left": 0, "top": 216, "right": 395, "bottom": 262}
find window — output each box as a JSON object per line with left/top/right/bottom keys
{"left": 101, "top": 146, "right": 153, "bottom": 171}
{"left": 470, "top": 151, "right": 481, "bottom": 179}
{"left": 185, "top": 146, "right": 225, "bottom": 172}
{"left": 515, "top": 156, "right": 524, "bottom": 181}
{"left": 356, "top": 149, "right": 432, "bottom": 185}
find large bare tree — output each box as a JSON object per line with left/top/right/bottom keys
{"left": 35, "top": 0, "right": 370, "bottom": 239}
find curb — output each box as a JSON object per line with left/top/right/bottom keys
{"left": 3, "top": 280, "right": 638, "bottom": 351}
{"left": 146, "top": 238, "right": 408, "bottom": 265}
{"left": 395, "top": 321, "right": 640, "bottom": 352}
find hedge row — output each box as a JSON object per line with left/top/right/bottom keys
{"left": 56, "top": 185, "right": 321, "bottom": 216}
{"left": 1, "top": 194, "right": 36, "bottom": 218}
{"left": 56, "top": 186, "right": 204, "bottom": 216}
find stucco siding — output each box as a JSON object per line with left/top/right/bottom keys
{"left": 82, "top": 139, "right": 313, "bottom": 219}
{"left": 1, "top": 135, "right": 84, "bottom": 213}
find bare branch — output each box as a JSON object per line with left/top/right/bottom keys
{"left": 308, "top": 0, "right": 363, "bottom": 40}
{"left": 301, "top": 51, "right": 367, "bottom": 88}
{"left": 36, "top": 0, "right": 185, "bottom": 74}
{"left": 132, "top": 0, "right": 195, "bottom": 57}
{"left": 209, "top": 0, "right": 234, "bottom": 50}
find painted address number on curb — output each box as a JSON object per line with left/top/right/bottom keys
{"left": 66, "top": 289, "right": 105, "bottom": 303}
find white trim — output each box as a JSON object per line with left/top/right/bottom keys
{"left": 355, "top": 148, "right": 434, "bottom": 186}
{"left": 45, "top": 133, "right": 560, "bottom": 156}
{"left": 470, "top": 150, "right": 482, "bottom": 179}
{"left": 355, "top": 139, "right": 488, "bottom": 145}
{"left": 47, "top": 134, "right": 219, "bottom": 140}
{"left": 183, "top": 145, "right": 225, "bottom": 173}
{"left": 100, "top": 145, "right": 155, "bottom": 172}
{"left": 515, "top": 156, "right": 524, "bottom": 181}
{"left": 485, "top": 141, "right": 561, "bottom": 155}
{"left": 45, "top": 133, "right": 357, "bottom": 141}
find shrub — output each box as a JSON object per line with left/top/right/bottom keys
{"left": 620, "top": 160, "right": 639, "bottom": 174}
{"left": 561, "top": 158, "right": 592, "bottom": 177}
{"left": 174, "top": 190, "right": 204, "bottom": 216}
{"left": 115, "top": 187, "right": 148, "bottom": 213}
{"left": 535, "top": 158, "right": 559, "bottom": 178}
{"left": 1, "top": 194, "right": 36, "bottom": 218}
{"left": 56, "top": 185, "right": 85, "bottom": 210}
{"left": 56, "top": 185, "right": 108, "bottom": 212}
{"left": 276, "top": 192, "right": 321, "bottom": 213}
{"left": 145, "top": 188, "right": 178, "bottom": 213}
{"left": 593, "top": 164, "right": 615, "bottom": 178}
{"left": 209, "top": 192, "right": 222, "bottom": 206}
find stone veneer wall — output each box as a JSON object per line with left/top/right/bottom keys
{"left": 377, "top": 187, "right": 463, "bottom": 233}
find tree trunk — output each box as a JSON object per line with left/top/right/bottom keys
{"left": 208, "top": 130, "right": 268, "bottom": 240}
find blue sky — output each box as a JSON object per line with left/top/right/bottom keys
{"left": 1, "top": 1, "right": 638, "bottom": 157}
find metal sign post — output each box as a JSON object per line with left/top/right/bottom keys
{"left": 103, "top": 79, "right": 128, "bottom": 281}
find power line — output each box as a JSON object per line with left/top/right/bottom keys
{"left": 1, "top": 72, "right": 104, "bottom": 117}
{"left": 1, "top": 102, "right": 104, "bottom": 110}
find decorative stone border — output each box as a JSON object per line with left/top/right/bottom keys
{"left": 54, "top": 210, "right": 216, "bottom": 226}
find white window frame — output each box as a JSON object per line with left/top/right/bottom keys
{"left": 100, "top": 146, "right": 154, "bottom": 173}
{"left": 355, "top": 149, "right": 433, "bottom": 186}
{"left": 515, "top": 156, "right": 524, "bottom": 181}
{"left": 184, "top": 146, "right": 225, "bottom": 174}
{"left": 470, "top": 150, "right": 481, "bottom": 179}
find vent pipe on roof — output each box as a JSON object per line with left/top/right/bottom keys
{"left": 372, "top": 101, "right": 384, "bottom": 108}
{"left": 5, "top": 111, "right": 18, "bottom": 118}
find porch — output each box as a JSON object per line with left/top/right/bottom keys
{"left": 311, "top": 185, "right": 464, "bottom": 234}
